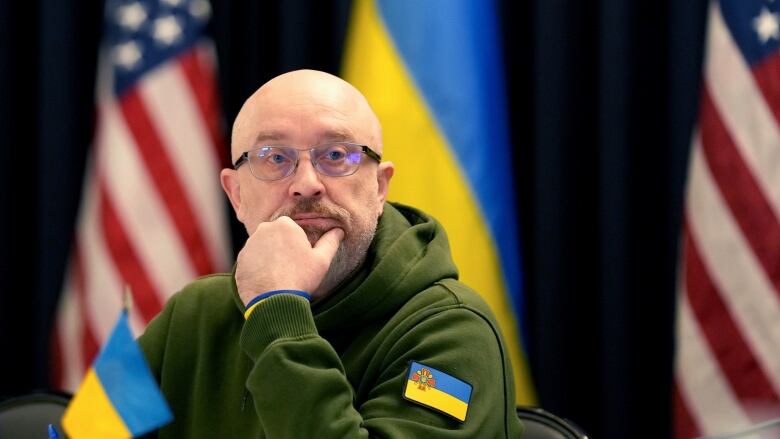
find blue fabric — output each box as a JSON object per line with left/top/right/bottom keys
{"left": 246, "top": 290, "right": 312, "bottom": 309}
{"left": 376, "top": 0, "right": 526, "bottom": 326}
{"left": 94, "top": 312, "right": 172, "bottom": 435}
{"left": 408, "top": 361, "right": 472, "bottom": 403}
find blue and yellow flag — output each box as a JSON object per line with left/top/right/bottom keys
{"left": 403, "top": 361, "right": 473, "bottom": 422}
{"left": 62, "top": 311, "right": 172, "bottom": 438}
{"left": 343, "top": 0, "right": 535, "bottom": 403}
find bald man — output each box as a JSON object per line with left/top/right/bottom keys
{"left": 139, "top": 70, "right": 524, "bottom": 438}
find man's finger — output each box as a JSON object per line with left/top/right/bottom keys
{"left": 313, "top": 227, "right": 344, "bottom": 259}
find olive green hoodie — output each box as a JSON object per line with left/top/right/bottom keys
{"left": 139, "top": 202, "right": 524, "bottom": 438}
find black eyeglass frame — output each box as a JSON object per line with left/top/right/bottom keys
{"left": 233, "top": 143, "right": 382, "bottom": 180}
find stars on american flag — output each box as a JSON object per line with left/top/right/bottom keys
{"left": 113, "top": 40, "right": 143, "bottom": 69}
{"left": 117, "top": 2, "right": 147, "bottom": 31}
{"left": 189, "top": 0, "right": 211, "bottom": 20}
{"left": 152, "top": 15, "right": 183, "bottom": 46}
{"left": 753, "top": 4, "right": 779, "bottom": 44}
{"left": 108, "top": 0, "right": 210, "bottom": 74}
{"left": 107, "top": 0, "right": 211, "bottom": 93}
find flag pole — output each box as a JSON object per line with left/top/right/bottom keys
{"left": 123, "top": 285, "right": 133, "bottom": 315}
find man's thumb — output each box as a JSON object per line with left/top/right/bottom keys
{"left": 314, "top": 227, "right": 344, "bottom": 258}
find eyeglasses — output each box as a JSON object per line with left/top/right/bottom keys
{"left": 233, "top": 142, "right": 382, "bottom": 181}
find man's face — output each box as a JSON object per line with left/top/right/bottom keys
{"left": 221, "top": 72, "right": 393, "bottom": 294}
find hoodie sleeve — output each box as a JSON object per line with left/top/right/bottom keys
{"left": 239, "top": 293, "right": 523, "bottom": 438}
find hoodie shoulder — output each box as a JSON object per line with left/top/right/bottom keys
{"left": 411, "top": 278, "right": 501, "bottom": 321}
{"left": 384, "top": 276, "right": 504, "bottom": 336}
{"left": 178, "top": 272, "right": 234, "bottom": 301}
{"left": 155, "top": 273, "right": 238, "bottom": 323}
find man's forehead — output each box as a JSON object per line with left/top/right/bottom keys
{"left": 252, "top": 125, "right": 358, "bottom": 146}
{"left": 255, "top": 75, "right": 357, "bottom": 113}
{"left": 232, "top": 70, "right": 382, "bottom": 157}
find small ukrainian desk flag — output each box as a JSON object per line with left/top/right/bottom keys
{"left": 403, "top": 361, "right": 473, "bottom": 422}
{"left": 62, "top": 311, "right": 172, "bottom": 438}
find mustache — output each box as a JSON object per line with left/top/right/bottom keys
{"left": 271, "top": 198, "right": 351, "bottom": 228}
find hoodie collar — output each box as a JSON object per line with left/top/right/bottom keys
{"left": 313, "top": 202, "right": 458, "bottom": 331}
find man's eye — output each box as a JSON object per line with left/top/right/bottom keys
{"left": 270, "top": 154, "right": 288, "bottom": 163}
{"left": 323, "top": 150, "right": 346, "bottom": 161}
{"left": 258, "top": 151, "right": 291, "bottom": 165}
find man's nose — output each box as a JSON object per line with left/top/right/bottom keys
{"left": 288, "top": 157, "right": 325, "bottom": 198}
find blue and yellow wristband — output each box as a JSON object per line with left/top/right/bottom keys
{"left": 244, "top": 290, "right": 311, "bottom": 319}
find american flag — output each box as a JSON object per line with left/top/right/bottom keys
{"left": 674, "top": 0, "right": 780, "bottom": 437}
{"left": 52, "top": 0, "right": 231, "bottom": 391}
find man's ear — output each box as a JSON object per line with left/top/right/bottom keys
{"left": 376, "top": 161, "right": 394, "bottom": 205}
{"left": 220, "top": 168, "right": 244, "bottom": 221}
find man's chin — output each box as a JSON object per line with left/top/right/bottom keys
{"left": 301, "top": 225, "right": 333, "bottom": 246}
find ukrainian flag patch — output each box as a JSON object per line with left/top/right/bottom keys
{"left": 402, "top": 361, "right": 472, "bottom": 422}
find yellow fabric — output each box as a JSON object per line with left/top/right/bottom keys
{"left": 342, "top": 0, "right": 535, "bottom": 404}
{"left": 244, "top": 299, "right": 265, "bottom": 320}
{"left": 403, "top": 379, "right": 469, "bottom": 422}
{"left": 62, "top": 369, "right": 131, "bottom": 438}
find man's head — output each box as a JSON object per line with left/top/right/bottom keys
{"left": 221, "top": 69, "right": 394, "bottom": 295}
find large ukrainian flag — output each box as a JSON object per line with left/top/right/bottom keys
{"left": 343, "top": 0, "right": 535, "bottom": 404}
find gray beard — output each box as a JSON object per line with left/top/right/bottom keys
{"left": 312, "top": 219, "right": 376, "bottom": 296}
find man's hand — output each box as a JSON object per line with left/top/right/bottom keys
{"left": 235, "top": 216, "right": 344, "bottom": 306}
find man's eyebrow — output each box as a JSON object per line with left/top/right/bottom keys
{"left": 318, "top": 128, "right": 356, "bottom": 143}
{"left": 253, "top": 131, "right": 286, "bottom": 145}
{"left": 252, "top": 128, "right": 358, "bottom": 146}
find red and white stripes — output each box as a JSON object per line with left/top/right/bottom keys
{"left": 674, "top": 1, "right": 780, "bottom": 437}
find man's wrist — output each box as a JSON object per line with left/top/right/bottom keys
{"left": 244, "top": 290, "right": 311, "bottom": 319}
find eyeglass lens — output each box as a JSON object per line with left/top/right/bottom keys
{"left": 249, "top": 143, "right": 365, "bottom": 180}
